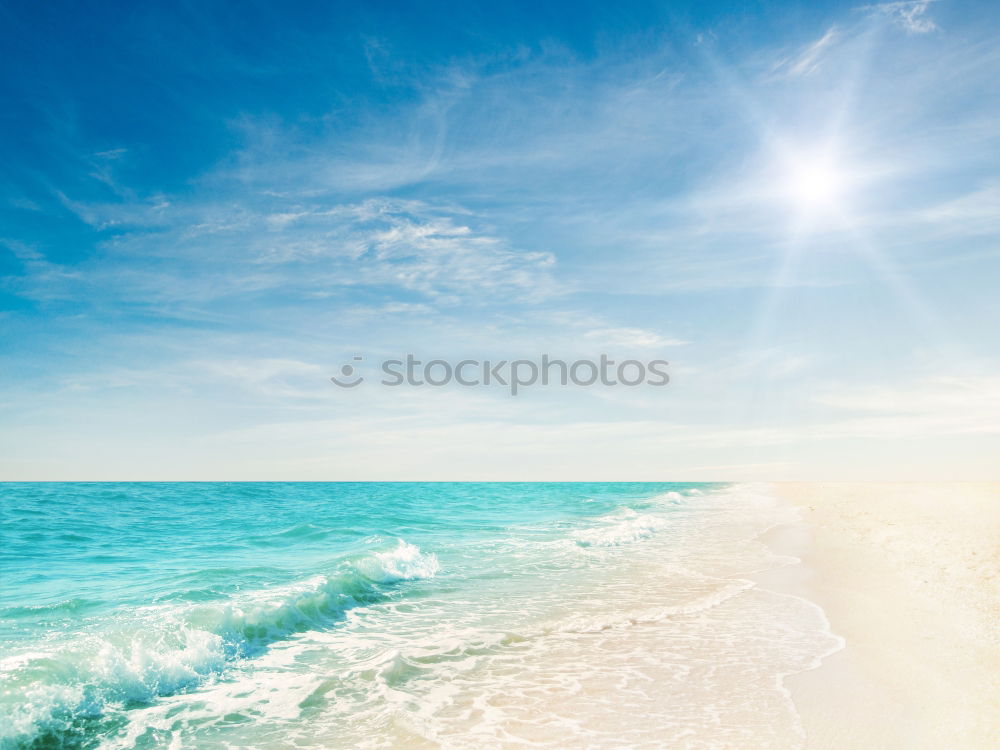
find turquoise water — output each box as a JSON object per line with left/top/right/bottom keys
{"left": 0, "top": 482, "right": 840, "bottom": 749}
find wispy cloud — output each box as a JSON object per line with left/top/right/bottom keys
{"left": 920, "top": 183, "right": 1000, "bottom": 235}
{"left": 770, "top": 27, "right": 840, "bottom": 78}
{"left": 583, "top": 328, "right": 689, "bottom": 349}
{"left": 862, "top": 1, "right": 939, "bottom": 34}
{"left": 816, "top": 375, "right": 1000, "bottom": 430}
{"left": 12, "top": 196, "right": 559, "bottom": 312}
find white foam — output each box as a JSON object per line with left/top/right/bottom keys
{"left": 0, "top": 539, "right": 441, "bottom": 747}
{"left": 548, "top": 578, "right": 756, "bottom": 634}
{"left": 571, "top": 509, "right": 668, "bottom": 547}
{"left": 356, "top": 540, "right": 441, "bottom": 583}
{"left": 0, "top": 628, "right": 228, "bottom": 747}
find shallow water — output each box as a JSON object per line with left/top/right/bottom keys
{"left": 0, "top": 482, "right": 841, "bottom": 748}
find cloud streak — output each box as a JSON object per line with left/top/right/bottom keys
{"left": 862, "top": 1, "right": 939, "bottom": 34}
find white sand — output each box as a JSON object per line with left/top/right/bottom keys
{"left": 765, "top": 483, "right": 1000, "bottom": 749}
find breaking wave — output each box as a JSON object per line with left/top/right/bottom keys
{"left": 0, "top": 540, "right": 439, "bottom": 749}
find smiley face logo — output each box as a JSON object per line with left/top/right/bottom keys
{"left": 330, "top": 355, "right": 364, "bottom": 388}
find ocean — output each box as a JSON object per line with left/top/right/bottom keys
{"left": 0, "top": 482, "right": 841, "bottom": 749}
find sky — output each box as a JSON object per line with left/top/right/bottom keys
{"left": 1, "top": 0, "right": 998, "bottom": 480}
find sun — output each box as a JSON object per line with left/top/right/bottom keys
{"left": 788, "top": 159, "right": 844, "bottom": 207}
{"left": 775, "top": 145, "right": 853, "bottom": 218}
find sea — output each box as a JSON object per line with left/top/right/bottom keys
{"left": 0, "top": 482, "right": 841, "bottom": 749}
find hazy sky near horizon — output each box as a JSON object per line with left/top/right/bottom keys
{"left": 1, "top": 0, "right": 998, "bottom": 479}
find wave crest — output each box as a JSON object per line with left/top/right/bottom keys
{"left": 0, "top": 540, "right": 439, "bottom": 748}
{"left": 356, "top": 540, "right": 441, "bottom": 583}
{"left": 572, "top": 510, "right": 669, "bottom": 547}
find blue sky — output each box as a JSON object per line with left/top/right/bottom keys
{"left": 1, "top": 0, "right": 998, "bottom": 479}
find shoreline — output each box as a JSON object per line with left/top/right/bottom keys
{"left": 761, "top": 482, "right": 1000, "bottom": 749}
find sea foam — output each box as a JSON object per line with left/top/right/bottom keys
{"left": 0, "top": 539, "right": 439, "bottom": 748}
{"left": 572, "top": 509, "right": 668, "bottom": 547}
{"left": 355, "top": 540, "right": 441, "bottom": 583}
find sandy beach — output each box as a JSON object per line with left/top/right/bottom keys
{"left": 3, "top": 482, "right": 995, "bottom": 747}
{"left": 765, "top": 483, "right": 1000, "bottom": 749}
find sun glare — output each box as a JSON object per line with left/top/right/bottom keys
{"left": 776, "top": 146, "right": 853, "bottom": 218}
{"left": 788, "top": 160, "right": 843, "bottom": 206}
